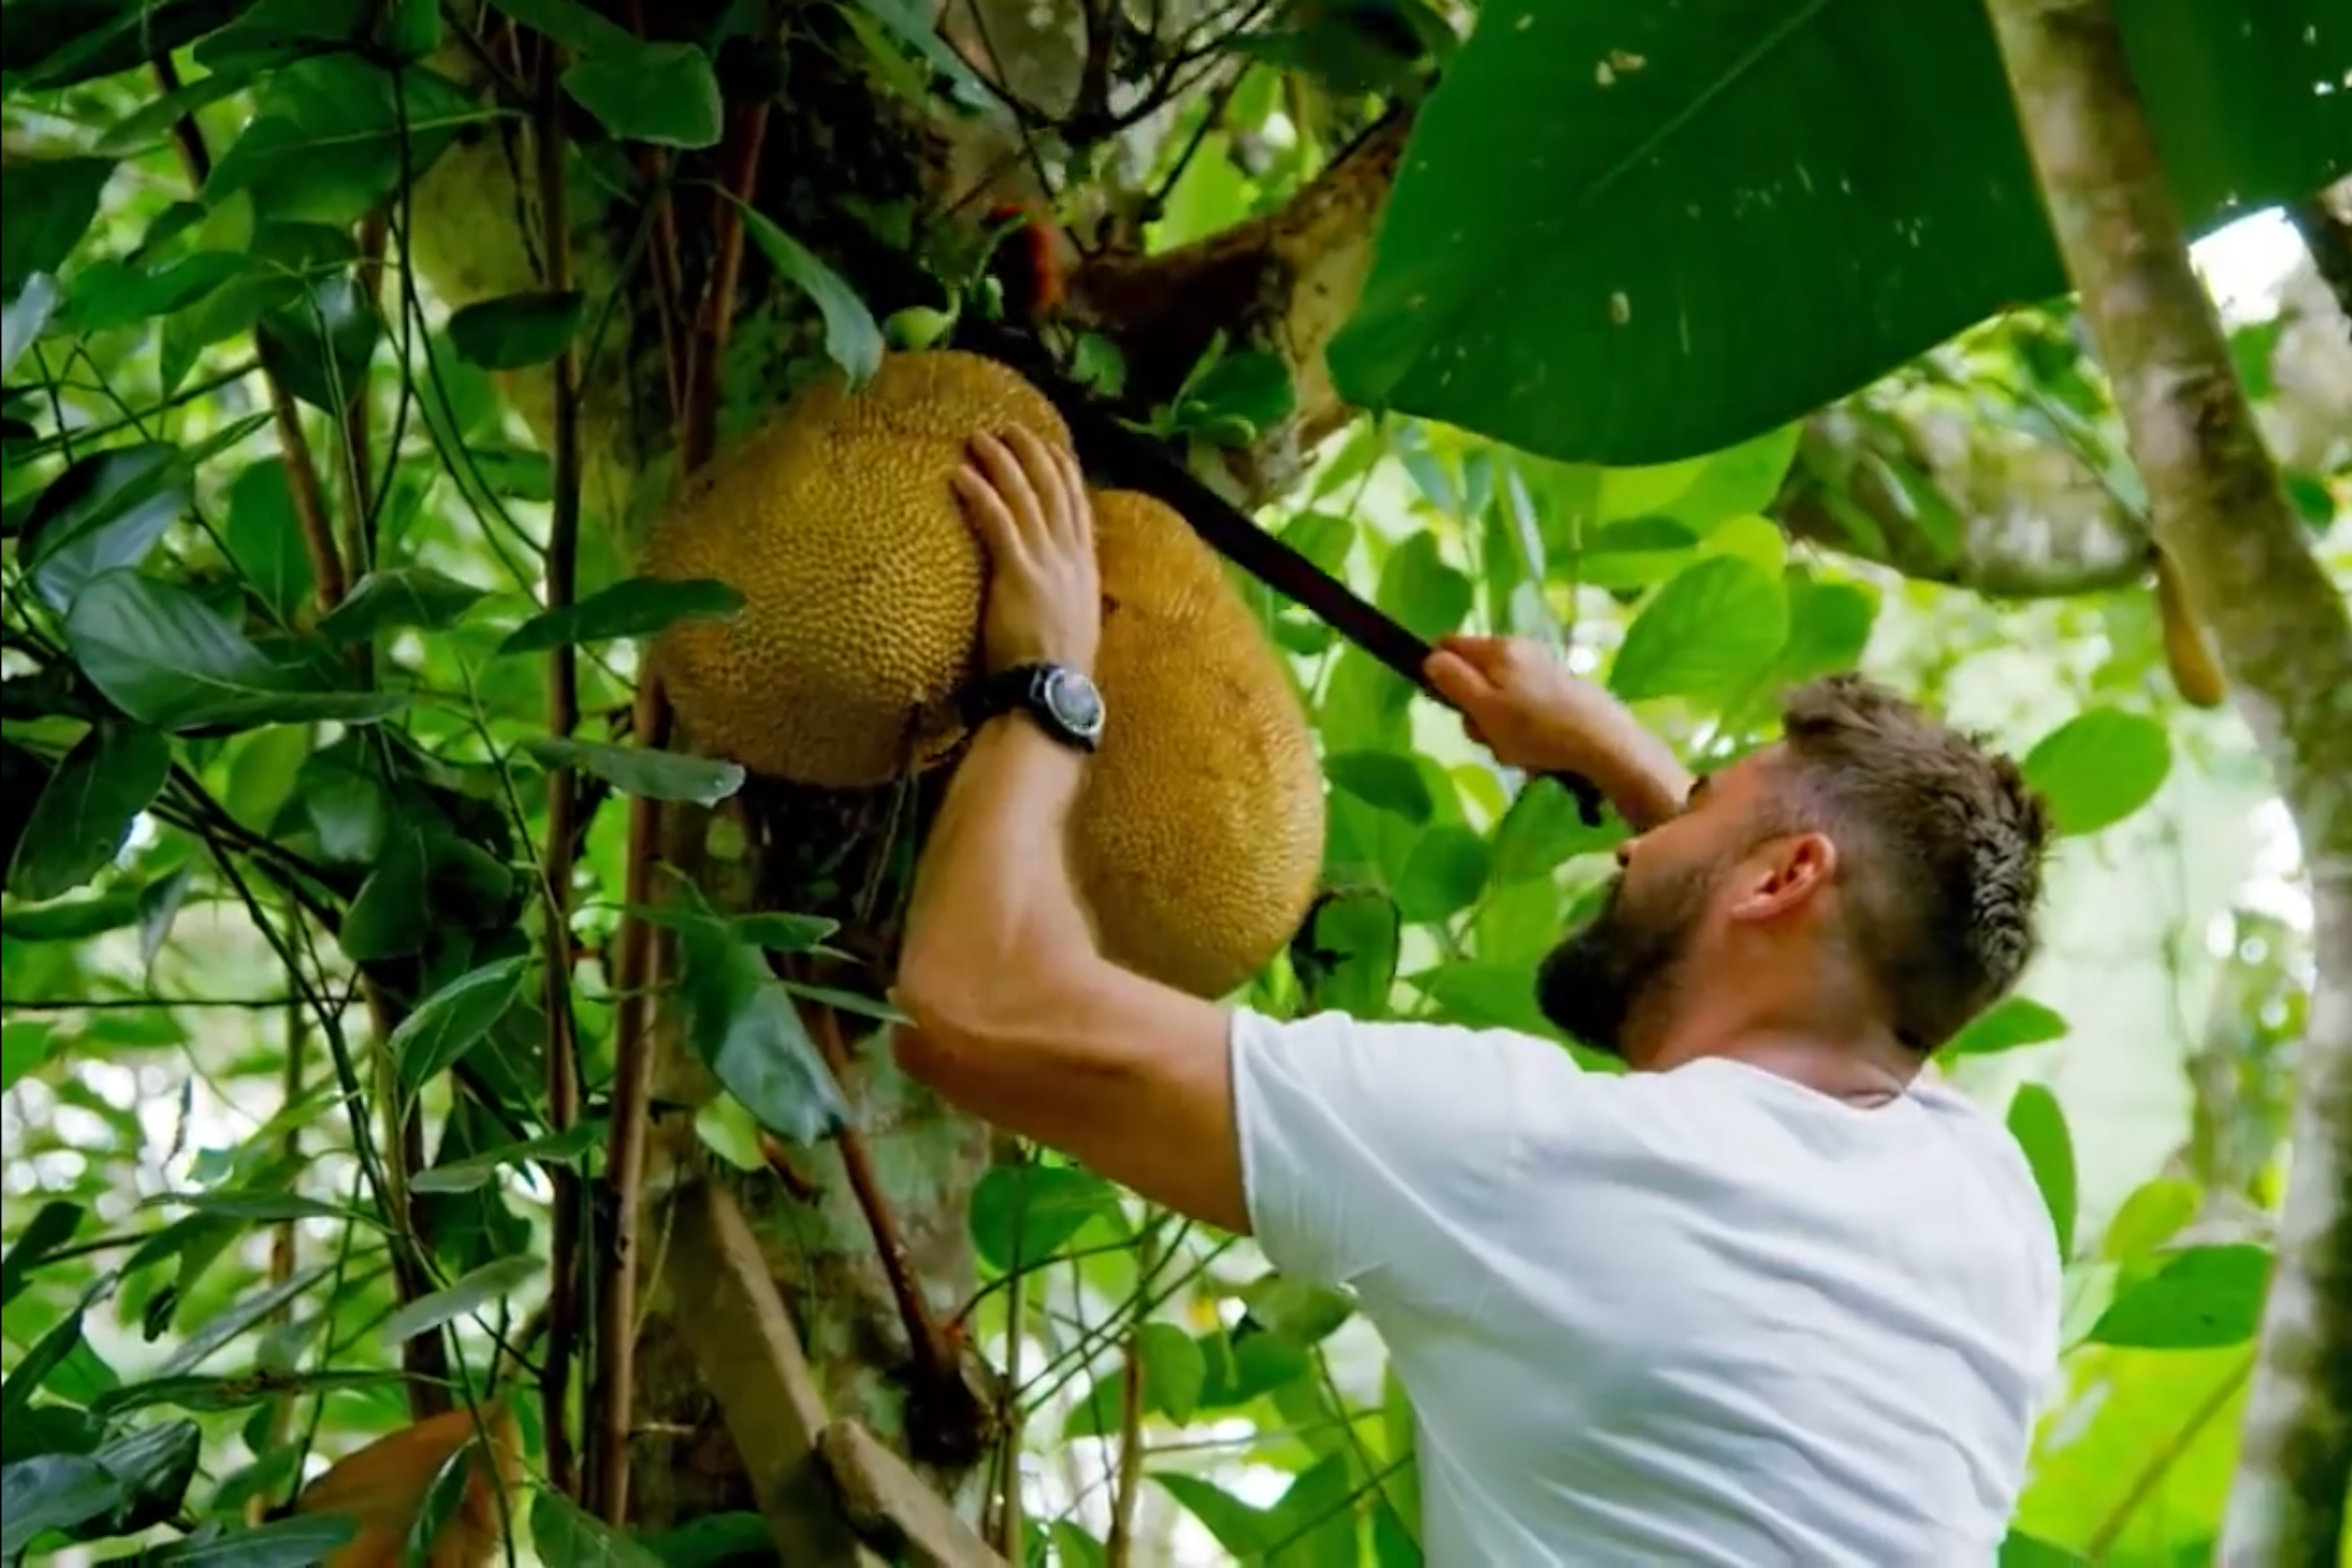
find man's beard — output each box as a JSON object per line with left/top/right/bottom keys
{"left": 1535, "top": 857, "right": 1721, "bottom": 1062}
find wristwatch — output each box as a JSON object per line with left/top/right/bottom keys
{"left": 970, "top": 662, "right": 1107, "bottom": 754}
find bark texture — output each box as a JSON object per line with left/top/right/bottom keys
{"left": 1982, "top": 2, "right": 2352, "bottom": 1559}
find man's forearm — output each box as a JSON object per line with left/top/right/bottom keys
{"left": 897, "top": 716, "right": 1098, "bottom": 1022}
{"left": 1587, "top": 727, "right": 1694, "bottom": 834}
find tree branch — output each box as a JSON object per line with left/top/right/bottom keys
{"left": 1982, "top": 2, "right": 2352, "bottom": 1558}
{"left": 533, "top": 39, "right": 588, "bottom": 1502}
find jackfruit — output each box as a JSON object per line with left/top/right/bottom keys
{"left": 1074, "top": 488, "right": 1327, "bottom": 1001}
{"left": 641, "top": 349, "right": 1073, "bottom": 788}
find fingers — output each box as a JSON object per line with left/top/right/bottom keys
{"left": 951, "top": 463, "right": 1020, "bottom": 561}
{"left": 959, "top": 430, "right": 1093, "bottom": 557}
{"left": 1423, "top": 648, "right": 1493, "bottom": 707}
{"left": 968, "top": 432, "right": 1046, "bottom": 547}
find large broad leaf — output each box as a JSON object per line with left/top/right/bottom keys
{"left": 1328, "top": 0, "right": 2351, "bottom": 464}
{"left": 62, "top": 569, "right": 409, "bottom": 731}
{"left": 2021, "top": 707, "right": 2171, "bottom": 836}
{"left": 6, "top": 720, "right": 172, "bottom": 902}
{"left": 2087, "top": 1244, "right": 2273, "bottom": 1349}
{"left": 0, "top": 157, "right": 116, "bottom": 296}
{"left": 666, "top": 896, "right": 851, "bottom": 1146}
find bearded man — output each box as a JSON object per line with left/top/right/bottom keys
{"left": 894, "top": 427, "right": 2064, "bottom": 1565}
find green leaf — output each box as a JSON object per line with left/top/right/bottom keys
{"left": 1325, "top": 750, "right": 1434, "bottom": 823}
{"left": 0, "top": 1201, "right": 85, "bottom": 1308}
{"left": 0, "top": 1021, "right": 62, "bottom": 1095}
{"left": 2087, "top": 1245, "right": 2273, "bottom": 1350}
{"left": 7, "top": 720, "right": 172, "bottom": 902}
{"left": 1373, "top": 532, "right": 1472, "bottom": 642}
{"left": 2021, "top": 707, "right": 2171, "bottom": 836}
{"left": 7, "top": 0, "right": 254, "bottom": 91}
{"left": 145, "top": 1514, "right": 363, "bottom": 1564}
{"left": 1153, "top": 1473, "right": 1269, "bottom": 1556}
{"left": 668, "top": 899, "right": 851, "bottom": 1145}
{"left": 1327, "top": 0, "right": 2351, "bottom": 464}
{"left": 382, "top": 1254, "right": 543, "bottom": 1345}
{"left": 1136, "top": 1321, "right": 1207, "bottom": 1423}
{"left": 203, "top": 57, "right": 485, "bottom": 229}
{"left": 1946, "top": 996, "right": 2069, "bottom": 1058}
{"left": 90, "top": 1369, "right": 410, "bottom": 1419}
{"left": 1292, "top": 888, "right": 1401, "bottom": 1019}
{"left": 497, "top": 576, "right": 745, "bottom": 655}
{"left": 2005, "top": 1083, "right": 2075, "bottom": 1261}
{"left": 1490, "top": 774, "right": 1617, "bottom": 884}
{"left": 480, "top": 0, "right": 636, "bottom": 51}
{"left": 968, "top": 1164, "right": 1121, "bottom": 1273}
{"left": 1609, "top": 555, "right": 1789, "bottom": 703}
{"left": 0, "top": 1454, "right": 126, "bottom": 1558}
{"left": 78, "top": 1419, "right": 203, "bottom": 1539}
{"left": 4, "top": 272, "right": 64, "bottom": 378}
{"left": 412, "top": 1122, "right": 606, "bottom": 1194}
{"left": 1998, "top": 1531, "right": 2089, "bottom": 1566}
{"left": 734, "top": 912, "right": 842, "bottom": 953}
{"left": 18, "top": 443, "right": 190, "bottom": 614}
{"left": 1394, "top": 826, "right": 1490, "bottom": 925}
{"left": 726, "top": 196, "right": 885, "bottom": 383}
{"left": 254, "top": 271, "right": 379, "bottom": 413}
{"left": 1411, "top": 961, "right": 1555, "bottom": 1038}
{"left": 390, "top": 956, "right": 530, "bottom": 1087}
{"left": 63, "top": 570, "right": 410, "bottom": 731}
{"left": 638, "top": 1513, "right": 775, "bottom": 1568}
{"left": 562, "top": 43, "right": 723, "bottom": 148}
{"left": 529, "top": 1487, "right": 667, "bottom": 1566}
{"left": 1178, "top": 345, "right": 1296, "bottom": 438}
{"left": 1, "top": 157, "right": 117, "bottom": 295}
{"left": 145, "top": 1189, "right": 375, "bottom": 1227}
{"left": 523, "top": 737, "right": 745, "bottom": 806}
{"left": 447, "top": 290, "right": 586, "bottom": 369}
{"left": 62, "top": 251, "right": 243, "bottom": 334}
{"left": 317, "top": 566, "right": 490, "bottom": 641}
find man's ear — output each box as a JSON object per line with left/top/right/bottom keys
{"left": 1726, "top": 832, "right": 1838, "bottom": 924}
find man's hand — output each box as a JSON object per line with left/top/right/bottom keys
{"left": 1424, "top": 634, "right": 1694, "bottom": 832}
{"left": 953, "top": 429, "right": 1101, "bottom": 674}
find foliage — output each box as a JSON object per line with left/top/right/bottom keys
{"left": 3, "top": 0, "right": 2349, "bottom": 1562}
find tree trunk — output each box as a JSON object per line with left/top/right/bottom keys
{"left": 1982, "top": 2, "right": 2352, "bottom": 1558}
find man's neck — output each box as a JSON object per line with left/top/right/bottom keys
{"left": 1642, "top": 1023, "right": 1921, "bottom": 1107}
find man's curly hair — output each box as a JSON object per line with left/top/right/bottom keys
{"left": 1764, "top": 674, "right": 2055, "bottom": 1054}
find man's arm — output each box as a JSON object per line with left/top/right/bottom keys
{"left": 892, "top": 710, "right": 1251, "bottom": 1235}
{"left": 890, "top": 426, "right": 1250, "bottom": 1235}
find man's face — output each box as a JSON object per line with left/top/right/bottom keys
{"left": 1534, "top": 849, "right": 1724, "bottom": 1063}
{"left": 1534, "top": 758, "right": 1768, "bottom": 1063}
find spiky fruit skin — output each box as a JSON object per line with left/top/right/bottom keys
{"left": 641, "top": 350, "right": 1073, "bottom": 788}
{"left": 1076, "top": 489, "right": 1327, "bottom": 1001}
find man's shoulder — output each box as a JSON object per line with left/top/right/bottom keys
{"left": 1231, "top": 1005, "right": 1584, "bottom": 1077}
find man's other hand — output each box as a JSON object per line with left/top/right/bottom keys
{"left": 1424, "top": 634, "right": 1694, "bottom": 831}
{"left": 953, "top": 429, "right": 1101, "bottom": 674}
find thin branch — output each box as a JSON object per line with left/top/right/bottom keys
{"left": 802, "top": 1002, "right": 954, "bottom": 1394}
{"left": 677, "top": 104, "right": 771, "bottom": 477}
{"left": 587, "top": 674, "right": 669, "bottom": 1524}
{"left": 151, "top": 53, "right": 349, "bottom": 614}
{"left": 1981, "top": 2, "right": 2352, "bottom": 1557}
{"left": 533, "top": 35, "right": 588, "bottom": 1503}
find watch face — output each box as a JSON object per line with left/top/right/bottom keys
{"left": 1042, "top": 668, "right": 1105, "bottom": 737}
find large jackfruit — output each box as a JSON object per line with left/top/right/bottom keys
{"left": 641, "top": 350, "right": 1072, "bottom": 788}
{"left": 1074, "top": 489, "right": 1326, "bottom": 1001}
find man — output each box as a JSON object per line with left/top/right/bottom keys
{"left": 895, "top": 428, "right": 2066, "bottom": 1564}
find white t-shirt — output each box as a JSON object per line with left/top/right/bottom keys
{"left": 1227, "top": 1006, "right": 2063, "bottom": 1567}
